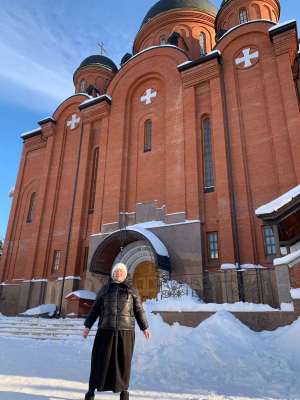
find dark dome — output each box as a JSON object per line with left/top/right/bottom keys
{"left": 141, "top": 0, "right": 217, "bottom": 28}
{"left": 77, "top": 55, "right": 118, "bottom": 73}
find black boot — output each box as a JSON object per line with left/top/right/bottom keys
{"left": 120, "top": 390, "right": 129, "bottom": 400}
{"left": 84, "top": 389, "right": 95, "bottom": 400}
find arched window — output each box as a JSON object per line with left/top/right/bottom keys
{"left": 239, "top": 8, "right": 248, "bottom": 24}
{"left": 26, "top": 192, "right": 36, "bottom": 223}
{"left": 144, "top": 119, "right": 152, "bottom": 152}
{"left": 199, "top": 32, "right": 207, "bottom": 56}
{"left": 202, "top": 118, "right": 215, "bottom": 192}
{"left": 80, "top": 79, "right": 86, "bottom": 92}
{"left": 88, "top": 147, "right": 99, "bottom": 212}
{"left": 160, "top": 35, "right": 167, "bottom": 45}
{"left": 264, "top": 5, "right": 272, "bottom": 21}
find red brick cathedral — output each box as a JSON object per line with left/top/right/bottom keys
{"left": 1, "top": 0, "right": 300, "bottom": 315}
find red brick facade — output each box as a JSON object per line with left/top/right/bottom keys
{"left": 0, "top": 0, "right": 299, "bottom": 314}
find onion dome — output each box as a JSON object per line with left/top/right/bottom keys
{"left": 73, "top": 55, "right": 118, "bottom": 95}
{"left": 75, "top": 55, "right": 118, "bottom": 75}
{"left": 141, "top": 0, "right": 217, "bottom": 28}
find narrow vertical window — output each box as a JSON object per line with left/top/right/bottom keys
{"left": 83, "top": 246, "right": 89, "bottom": 271}
{"left": 89, "top": 147, "right": 99, "bottom": 212}
{"left": 26, "top": 192, "right": 36, "bottom": 223}
{"left": 160, "top": 36, "right": 167, "bottom": 45}
{"left": 52, "top": 250, "right": 61, "bottom": 272}
{"left": 239, "top": 8, "right": 248, "bottom": 24}
{"left": 263, "top": 226, "right": 276, "bottom": 256}
{"left": 202, "top": 118, "right": 215, "bottom": 192}
{"left": 207, "top": 232, "right": 219, "bottom": 261}
{"left": 144, "top": 119, "right": 152, "bottom": 152}
{"left": 80, "top": 79, "right": 86, "bottom": 92}
{"left": 199, "top": 32, "right": 206, "bottom": 56}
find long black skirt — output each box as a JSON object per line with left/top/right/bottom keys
{"left": 88, "top": 329, "right": 135, "bottom": 393}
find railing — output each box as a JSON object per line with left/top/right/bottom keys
{"left": 152, "top": 268, "right": 278, "bottom": 308}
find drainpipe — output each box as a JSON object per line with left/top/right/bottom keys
{"left": 219, "top": 55, "right": 245, "bottom": 301}
{"left": 58, "top": 122, "right": 84, "bottom": 317}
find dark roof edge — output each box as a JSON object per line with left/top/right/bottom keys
{"left": 38, "top": 117, "right": 56, "bottom": 126}
{"left": 216, "top": 19, "right": 276, "bottom": 44}
{"left": 20, "top": 128, "right": 42, "bottom": 141}
{"left": 269, "top": 20, "right": 298, "bottom": 42}
{"left": 177, "top": 50, "right": 221, "bottom": 71}
{"left": 79, "top": 95, "right": 112, "bottom": 111}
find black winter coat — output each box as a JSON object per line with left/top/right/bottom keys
{"left": 84, "top": 275, "right": 149, "bottom": 331}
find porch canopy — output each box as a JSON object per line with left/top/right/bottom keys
{"left": 255, "top": 184, "right": 300, "bottom": 248}
{"left": 90, "top": 226, "right": 171, "bottom": 275}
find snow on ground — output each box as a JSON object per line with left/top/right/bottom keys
{"left": 291, "top": 288, "right": 300, "bottom": 299}
{"left": 145, "top": 296, "right": 294, "bottom": 312}
{"left": 20, "top": 303, "right": 56, "bottom": 317}
{"left": 0, "top": 309, "right": 300, "bottom": 400}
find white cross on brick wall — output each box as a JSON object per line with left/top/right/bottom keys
{"left": 67, "top": 114, "right": 80, "bottom": 130}
{"left": 235, "top": 48, "right": 259, "bottom": 68}
{"left": 140, "top": 88, "right": 157, "bottom": 105}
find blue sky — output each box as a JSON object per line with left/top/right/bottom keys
{"left": 0, "top": 0, "right": 298, "bottom": 240}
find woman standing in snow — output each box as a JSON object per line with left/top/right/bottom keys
{"left": 82, "top": 262, "right": 151, "bottom": 400}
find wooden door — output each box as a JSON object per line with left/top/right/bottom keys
{"left": 133, "top": 261, "right": 159, "bottom": 301}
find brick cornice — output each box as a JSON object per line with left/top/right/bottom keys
{"left": 180, "top": 57, "right": 221, "bottom": 87}
{"left": 38, "top": 117, "right": 56, "bottom": 139}
{"left": 270, "top": 25, "right": 298, "bottom": 60}
{"left": 79, "top": 98, "right": 111, "bottom": 122}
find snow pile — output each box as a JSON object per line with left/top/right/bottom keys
{"left": 20, "top": 304, "right": 56, "bottom": 317}
{"left": 291, "top": 288, "right": 300, "bottom": 299}
{"left": 145, "top": 298, "right": 291, "bottom": 312}
{"left": 131, "top": 309, "right": 300, "bottom": 398}
{"left": 144, "top": 293, "right": 204, "bottom": 312}
{"left": 65, "top": 290, "right": 96, "bottom": 300}
{"left": 144, "top": 279, "right": 290, "bottom": 312}
{"left": 0, "top": 311, "right": 300, "bottom": 398}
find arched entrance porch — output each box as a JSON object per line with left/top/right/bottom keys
{"left": 90, "top": 227, "right": 171, "bottom": 301}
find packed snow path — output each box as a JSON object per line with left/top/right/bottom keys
{"left": 0, "top": 310, "right": 299, "bottom": 399}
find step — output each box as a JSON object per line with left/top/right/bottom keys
{"left": 0, "top": 332, "right": 95, "bottom": 341}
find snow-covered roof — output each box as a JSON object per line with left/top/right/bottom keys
{"left": 273, "top": 249, "right": 300, "bottom": 267}
{"left": 122, "top": 44, "right": 187, "bottom": 68}
{"left": 177, "top": 49, "right": 221, "bottom": 69}
{"left": 268, "top": 19, "right": 296, "bottom": 32}
{"left": 65, "top": 290, "right": 96, "bottom": 300}
{"left": 218, "top": 19, "right": 276, "bottom": 42}
{"left": 79, "top": 94, "right": 112, "bottom": 109}
{"left": 255, "top": 184, "right": 300, "bottom": 216}
{"left": 20, "top": 127, "right": 42, "bottom": 139}
{"left": 127, "top": 226, "right": 169, "bottom": 257}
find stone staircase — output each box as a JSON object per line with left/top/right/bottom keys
{"left": 0, "top": 315, "right": 97, "bottom": 340}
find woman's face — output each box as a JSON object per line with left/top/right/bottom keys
{"left": 112, "top": 267, "right": 127, "bottom": 282}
